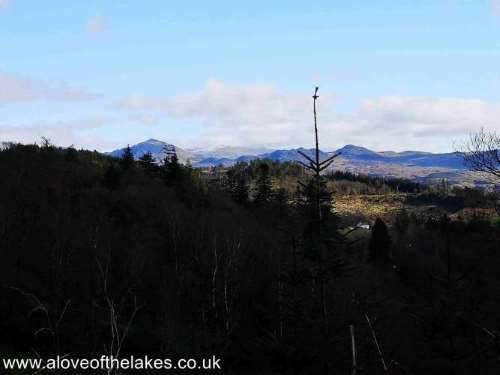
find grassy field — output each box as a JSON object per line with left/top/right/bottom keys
{"left": 335, "top": 193, "right": 405, "bottom": 223}
{"left": 334, "top": 193, "right": 497, "bottom": 224}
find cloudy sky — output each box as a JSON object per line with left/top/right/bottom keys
{"left": 1, "top": 0, "right": 500, "bottom": 152}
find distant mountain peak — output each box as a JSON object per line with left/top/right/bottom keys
{"left": 342, "top": 144, "right": 363, "bottom": 149}
{"left": 108, "top": 139, "right": 192, "bottom": 163}
{"left": 107, "top": 140, "right": 467, "bottom": 180}
{"left": 139, "top": 138, "right": 174, "bottom": 147}
{"left": 143, "top": 138, "right": 165, "bottom": 144}
{"left": 337, "top": 144, "right": 376, "bottom": 153}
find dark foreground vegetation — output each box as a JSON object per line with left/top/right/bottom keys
{"left": 0, "top": 142, "right": 499, "bottom": 374}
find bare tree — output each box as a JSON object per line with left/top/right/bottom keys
{"left": 458, "top": 128, "right": 500, "bottom": 180}
{"left": 458, "top": 128, "right": 500, "bottom": 214}
{"left": 96, "top": 255, "right": 140, "bottom": 375}
{"left": 9, "top": 287, "right": 70, "bottom": 356}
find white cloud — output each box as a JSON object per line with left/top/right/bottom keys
{"left": 119, "top": 80, "right": 500, "bottom": 152}
{"left": 86, "top": 14, "right": 108, "bottom": 35}
{"left": 493, "top": 0, "right": 500, "bottom": 16}
{"left": 358, "top": 97, "right": 500, "bottom": 135}
{"left": 129, "top": 113, "right": 162, "bottom": 127}
{"left": 119, "top": 80, "right": 336, "bottom": 148}
{"left": 0, "top": 72, "right": 96, "bottom": 103}
{"left": 0, "top": 123, "right": 80, "bottom": 147}
{"left": 0, "top": 72, "right": 35, "bottom": 102}
{"left": 0, "top": 117, "right": 117, "bottom": 150}
{"left": 330, "top": 97, "right": 500, "bottom": 152}
{"left": 70, "top": 115, "right": 114, "bottom": 130}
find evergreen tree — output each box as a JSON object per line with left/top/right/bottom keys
{"left": 232, "top": 176, "right": 249, "bottom": 205}
{"left": 295, "top": 88, "right": 344, "bottom": 336}
{"left": 138, "top": 152, "right": 157, "bottom": 175}
{"left": 368, "top": 218, "right": 391, "bottom": 262}
{"left": 103, "top": 163, "right": 120, "bottom": 191}
{"left": 299, "top": 177, "right": 338, "bottom": 237}
{"left": 120, "top": 145, "right": 135, "bottom": 170}
{"left": 65, "top": 146, "right": 78, "bottom": 162}
{"left": 272, "top": 187, "right": 288, "bottom": 206}
{"left": 162, "top": 145, "right": 183, "bottom": 184}
{"left": 254, "top": 163, "right": 272, "bottom": 205}
{"left": 139, "top": 151, "right": 154, "bottom": 164}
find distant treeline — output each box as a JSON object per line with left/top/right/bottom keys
{"left": 220, "top": 161, "right": 497, "bottom": 211}
{"left": 326, "top": 170, "right": 424, "bottom": 193}
{"left": 219, "top": 160, "right": 422, "bottom": 189}
{"left": 218, "top": 160, "right": 423, "bottom": 194}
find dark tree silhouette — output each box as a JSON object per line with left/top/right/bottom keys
{"left": 138, "top": 151, "right": 154, "bottom": 165}
{"left": 254, "top": 163, "right": 272, "bottom": 205}
{"left": 120, "top": 144, "right": 135, "bottom": 170}
{"left": 104, "top": 163, "right": 120, "bottom": 190}
{"left": 138, "top": 151, "right": 158, "bottom": 175}
{"left": 368, "top": 218, "right": 391, "bottom": 262}
{"left": 296, "top": 87, "right": 343, "bottom": 336}
{"left": 162, "top": 145, "right": 183, "bottom": 183}
{"left": 232, "top": 176, "right": 249, "bottom": 205}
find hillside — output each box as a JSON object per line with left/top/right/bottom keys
{"left": 1, "top": 142, "right": 499, "bottom": 375}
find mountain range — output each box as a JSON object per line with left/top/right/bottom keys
{"left": 109, "top": 139, "right": 489, "bottom": 187}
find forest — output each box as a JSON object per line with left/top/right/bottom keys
{"left": 0, "top": 137, "right": 498, "bottom": 375}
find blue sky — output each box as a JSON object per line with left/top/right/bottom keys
{"left": 1, "top": 0, "right": 500, "bottom": 152}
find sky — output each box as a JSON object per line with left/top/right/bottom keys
{"left": 1, "top": 0, "right": 500, "bottom": 152}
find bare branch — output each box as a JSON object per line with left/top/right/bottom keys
{"left": 319, "top": 152, "right": 341, "bottom": 167}
{"left": 297, "top": 150, "right": 316, "bottom": 166}
{"left": 296, "top": 160, "right": 315, "bottom": 171}
{"left": 318, "top": 159, "right": 335, "bottom": 172}
{"left": 457, "top": 128, "right": 500, "bottom": 181}
{"left": 365, "top": 313, "right": 388, "bottom": 372}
